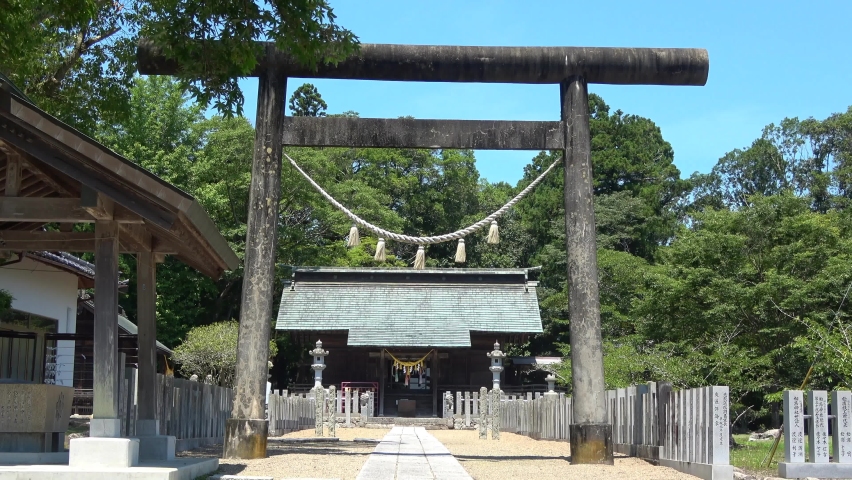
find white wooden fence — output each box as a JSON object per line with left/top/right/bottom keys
{"left": 116, "top": 355, "right": 234, "bottom": 452}
{"left": 267, "top": 386, "right": 375, "bottom": 436}
{"left": 267, "top": 391, "right": 315, "bottom": 436}
{"left": 778, "top": 390, "right": 852, "bottom": 479}
{"left": 501, "top": 393, "right": 573, "bottom": 440}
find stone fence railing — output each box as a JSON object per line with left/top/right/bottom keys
{"left": 778, "top": 389, "right": 852, "bottom": 479}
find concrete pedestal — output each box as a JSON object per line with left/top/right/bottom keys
{"left": 222, "top": 419, "right": 267, "bottom": 459}
{"left": 0, "top": 457, "right": 218, "bottom": 480}
{"left": 569, "top": 423, "right": 613, "bottom": 465}
{"left": 135, "top": 435, "right": 176, "bottom": 462}
{"left": 69, "top": 437, "right": 139, "bottom": 467}
{"left": 89, "top": 418, "right": 121, "bottom": 438}
{"left": 779, "top": 462, "right": 852, "bottom": 479}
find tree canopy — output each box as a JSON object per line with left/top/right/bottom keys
{"left": 0, "top": 0, "right": 359, "bottom": 133}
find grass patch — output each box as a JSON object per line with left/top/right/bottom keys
{"left": 731, "top": 434, "right": 780, "bottom": 475}
{"left": 731, "top": 433, "right": 832, "bottom": 475}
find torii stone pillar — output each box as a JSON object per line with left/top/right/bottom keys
{"left": 137, "top": 40, "right": 708, "bottom": 462}
{"left": 561, "top": 76, "right": 612, "bottom": 464}
{"left": 223, "top": 45, "right": 288, "bottom": 459}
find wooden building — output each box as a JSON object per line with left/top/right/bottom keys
{"left": 0, "top": 73, "right": 238, "bottom": 461}
{"left": 276, "top": 267, "right": 543, "bottom": 417}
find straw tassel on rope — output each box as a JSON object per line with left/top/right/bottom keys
{"left": 347, "top": 224, "right": 360, "bottom": 247}
{"left": 455, "top": 238, "right": 466, "bottom": 263}
{"left": 414, "top": 245, "right": 426, "bottom": 269}
{"left": 487, "top": 220, "right": 499, "bottom": 244}
{"left": 374, "top": 238, "right": 386, "bottom": 262}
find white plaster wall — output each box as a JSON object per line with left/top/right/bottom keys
{"left": 0, "top": 256, "right": 79, "bottom": 386}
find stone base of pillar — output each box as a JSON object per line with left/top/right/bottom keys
{"left": 69, "top": 437, "right": 139, "bottom": 467}
{"left": 222, "top": 418, "right": 268, "bottom": 459}
{"left": 89, "top": 418, "right": 121, "bottom": 437}
{"left": 569, "top": 423, "right": 613, "bottom": 465}
{"left": 135, "top": 419, "right": 160, "bottom": 436}
{"left": 135, "top": 435, "right": 176, "bottom": 461}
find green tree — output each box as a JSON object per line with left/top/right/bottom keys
{"left": 1, "top": 0, "right": 359, "bottom": 132}
{"left": 0, "top": 0, "right": 140, "bottom": 133}
{"left": 172, "top": 321, "right": 278, "bottom": 387}
{"left": 289, "top": 83, "right": 328, "bottom": 117}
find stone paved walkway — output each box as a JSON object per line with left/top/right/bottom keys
{"left": 355, "top": 426, "right": 472, "bottom": 480}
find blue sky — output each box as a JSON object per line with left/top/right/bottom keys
{"left": 236, "top": 0, "right": 852, "bottom": 186}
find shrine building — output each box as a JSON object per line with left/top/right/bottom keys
{"left": 275, "top": 267, "right": 544, "bottom": 417}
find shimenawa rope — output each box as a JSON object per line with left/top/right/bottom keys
{"left": 285, "top": 152, "right": 562, "bottom": 246}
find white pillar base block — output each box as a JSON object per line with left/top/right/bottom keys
{"left": 69, "top": 437, "right": 139, "bottom": 468}
{"left": 89, "top": 418, "right": 121, "bottom": 438}
{"left": 136, "top": 419, "right": 160, "bottom": 436}
{"left": 779, "top": 461, "right": 852, "bottom": 479}
{"left": 135, "top": 435, "right": 176, "bottom": 462}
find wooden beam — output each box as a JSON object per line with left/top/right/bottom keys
{"left": 138, "top": 40, "right": 710, "bottom": 86}
{"left": 20, "top": 158, "right": 77, "bottom": 196}
{"left": 0, "top": 231, "right": 176, "bottom": 253}
{"left": 0, "top": 197, "right": 146, "bottom": 224}
{"left": 4, "top": 153, "right": 22, "bottom": 196}
{"left": 0, "top": 197, "right": 90, "bottom": 222}
{"left": 282, "top": 117, "right": 565, "bottom": 150}
{"left": 0, "top": 124, "right": 175, "bottom": 229}
{"left": 118, "top": 223, "right": 152, "bottom": 252}
{"left": 81, "top": 185, "right": 115, "bottom": 221}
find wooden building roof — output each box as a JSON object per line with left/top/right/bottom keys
{"left": 0, "top": 77, "right": 239, "bottom": 278}
{"left": 275, "top": 267, "right": 543, "bottom": 347}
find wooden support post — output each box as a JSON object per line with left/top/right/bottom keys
{"left": 136, "top": 250, "right": 158, "bottom": 435}
{"left": 223, "top": 57, "right": 287, "bottom": 459}
{"left": 432, "top": 350, "right": 438, "bottom": 417}
{"left": 91, "top": 220, "right": 120, "bottom": 437}
{"left": 4, "top": 153, "right": 21, "bottom": 197}
{"left": 561, "top": 76, "right": 613, "bottom": 464}
{"left": 379, "top": 349, "right": 386, "bottom": 417}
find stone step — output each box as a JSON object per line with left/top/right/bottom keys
{"left": 365, "top": 417, "right": 449, "bottom": 427}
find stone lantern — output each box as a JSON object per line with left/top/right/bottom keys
{"left": 486, "top": 341, "right": 506, "bottom": 390}
{"left": 545, "top": 374, "right": 557, "bottom": 397}
{"left": 310, "top": 340, "right": 329, "bottom": 388}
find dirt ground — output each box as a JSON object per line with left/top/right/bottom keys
{"left": 179, "top": 427, "right": 389, "bottom": 480}
{"left": 430, "top": 429, "right": 700, "bottom": 480}
{"left": 180, "top": 427, "right": 701, "bottom": 480}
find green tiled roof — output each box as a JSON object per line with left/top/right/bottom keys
{"left": 275, "top": 267, "right": 543, "bottom": 347}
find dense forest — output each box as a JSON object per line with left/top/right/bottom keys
{"left": 3, "top": 1, "right": 852, "bottom": 431}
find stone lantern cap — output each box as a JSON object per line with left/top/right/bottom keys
{"left": 545, "top": 374, "right": 556, "bottom": 382}
{"left": 487, "top": 341, "right": 506, "bottom": 360}
{"left": 310, "top": 339, "right": 329, "bottom": 357}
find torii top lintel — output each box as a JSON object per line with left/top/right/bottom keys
{"left": 137, "top": 40, "right": 709, "bottom": 86}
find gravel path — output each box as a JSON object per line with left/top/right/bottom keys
{"left": 430, "top": 430, "right": 701, "bottom": 480}
{"left": 180, "top": 427, "right": 702, "bottom": 479}
{"left": 179, "top": 427, "right": 389, "bottom": 480}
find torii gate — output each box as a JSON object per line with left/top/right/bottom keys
{"left": 138, "top": 41, "right": 708, "bottom": 463}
